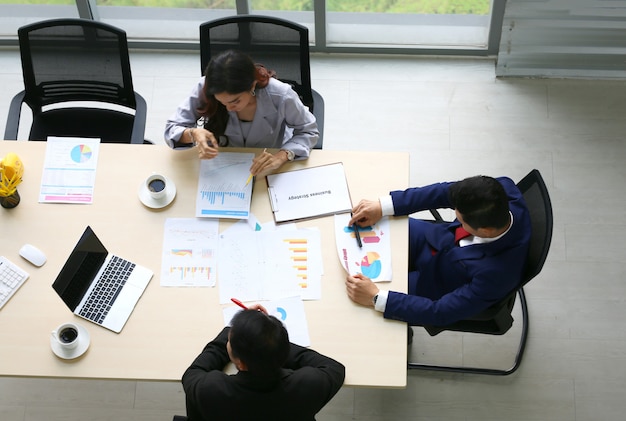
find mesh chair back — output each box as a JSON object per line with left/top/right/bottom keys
{"left": 516, "top": 169, "right": 553, "bottom": 287}
{"left": 200, "top": 15, "right": 314, "bottom": 110}
{"left": 18, "top": 18, "right": 136, "bottom": 112}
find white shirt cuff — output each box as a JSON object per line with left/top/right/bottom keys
{"left": 374, "top": 290, "right": 389, "bottom": 312}
{"left": 379, "top": 195, "right": 395, "bottom": 217}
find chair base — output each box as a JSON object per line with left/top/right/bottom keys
{"left": 408, "top": 287, "right": 529, "bottom": 376}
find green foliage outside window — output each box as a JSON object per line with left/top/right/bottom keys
{"left": 1, "top": 0, "right": 490, "bottom": 14}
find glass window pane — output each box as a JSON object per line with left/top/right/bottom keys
{"left": 249, "top": 0, "right": 313, "bottom": 12}
{"left": 95, "top": 0, "right": 236, "bottom": 42}
{"left": 325, "top": 0, "right": 493, "bottom": 49}
{"left": 0, "top": 3, "right": 77, "bottom": 39}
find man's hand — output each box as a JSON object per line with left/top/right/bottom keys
{"left": 345, "top": 273, "right": 379, "bottom": 307}
{"left": 249, "top": 149, "right": 289, "bottom": 177}
{"left": 247, "top": 303, "right": 268, "bottom": 314}
{"left": 349, "top": 199, "right": 383, "bottom": 227}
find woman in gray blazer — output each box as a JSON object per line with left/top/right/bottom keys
{"left": 165, "top": 49, "right": 318, "bottom": 177}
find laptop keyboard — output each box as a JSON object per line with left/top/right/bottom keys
{"left": 0, "top": 256, "right": 30, "bottom": 310}
{"left": 78, "top": 255, "right": 135, "bottom": 324}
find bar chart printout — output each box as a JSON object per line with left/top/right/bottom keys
{"left": 160, "top": 218, "right": 219, "bottom": 287}
{"left": 195, "top": 152, "right": 254, "bottom": 219}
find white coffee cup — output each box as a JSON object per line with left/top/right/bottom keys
{"left": 145, "top": 173, "right": 167, "bottom": 200}
{"left": 51, "top": 323, "right": 80, "bottom": 351}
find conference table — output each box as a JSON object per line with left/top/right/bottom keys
{"left": 0, "top": 141, "right": 409, "bottom": 388}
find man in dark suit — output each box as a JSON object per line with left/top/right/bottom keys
{"left": 345, "top": 175, "right": 531, "bottom": 327}
{"left": 182, "top": 305, "right": 345, "bottom": 421}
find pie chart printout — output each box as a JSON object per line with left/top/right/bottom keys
{"left": 70, "top": 144, "right": 93, "bottom": 163}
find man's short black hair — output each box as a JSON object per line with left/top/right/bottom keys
{"left": 229, "top": 309, "right": 290, "bottom": 377}
{"left": 449, "top": 175, "right": 510, "bottom": 230}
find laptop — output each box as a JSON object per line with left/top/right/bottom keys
{"left": 52, "top": 226, "right": 153, "bottom": 333}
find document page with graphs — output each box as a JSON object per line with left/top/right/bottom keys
{"left": 39, "top": 136, "right": 101, "bottom": 204}
{"left": 195, "top": 152, "right": 254, "bottom": 219}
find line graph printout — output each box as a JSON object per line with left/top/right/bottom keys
{"left": 195, "top": 152, "right": 254, "bottom": 219}
{"left": 39, "top": 136, "right": 101, "bottom": 204}
{"left": 160, "top": 218, "right": 219, "bottom": 287}
{"left": 217, "top": 225, "right": 323, "bottom": 304}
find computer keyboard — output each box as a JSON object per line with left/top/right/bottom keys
{"left": 78, "top": 255, "right": 134, "bottom": 324}
{"left": 0, "top": 256, "right": 30, "bottom": 310}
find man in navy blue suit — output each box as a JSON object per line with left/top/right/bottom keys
{"left": 345, "top": 175, "right": 531, "bottom": 327}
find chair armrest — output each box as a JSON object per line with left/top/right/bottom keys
{"left": 4, "top": 91, "right": 25, "bottom": 140}
{"left": 131, "top": 91, "right": 148, "bottom": 144}
{"left": 312, "top": 89, "right": 324, "bottom": 149}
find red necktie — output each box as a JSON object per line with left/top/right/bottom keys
{"left": 455, "top": 226, "right": 472, "bottom": 244}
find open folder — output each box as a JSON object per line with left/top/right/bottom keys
{"left": 266, "top": 162, "right": 352, "bottom": 223}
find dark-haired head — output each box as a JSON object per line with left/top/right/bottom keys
{"left": 449, "top": 175, "right": 510, "bottom": 230}
{"left": 228, "top": 309, "right": 289, "bottom": 377}
{"left": 198, "top": 50, "right": 275, "bottom": 138}
{"left": 204, "top": 50, "right": 257, "bottom": 97}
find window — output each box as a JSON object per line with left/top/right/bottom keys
{"left": 1, "top": 0, "right": 500, "bottom": 54}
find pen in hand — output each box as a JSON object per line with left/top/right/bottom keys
{"left": 231, "top": 298, "right": 248, "bottom": 310}
{"left": 351, "top": 213, "right": 363, "bottom": 248}
{"left": 245, "top": 148, "right": 267, "bottom": 186}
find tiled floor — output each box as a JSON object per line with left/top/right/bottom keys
{"left": 2, "top": 48, "right": 626, "bottom": 420}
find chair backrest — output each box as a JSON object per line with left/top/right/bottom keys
{"left": 516, "top": 169, "right": 554, "bottom": 287}
{"left": 199, "top": 15, "right": 314, "bottom": 111}
{"left": 18, "top": 18, "right": 137, "bottom": 113}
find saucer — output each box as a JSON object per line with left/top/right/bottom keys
{"left": 138, "top": 177, "right": 176, "bottom": 209}
{"left": 50, "top": 324, "right": 90, "bottom": 360}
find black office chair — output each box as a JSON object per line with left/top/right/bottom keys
{"left": 408, "top": 169, "right": 553, "bottom": 375}
{"left": 199, "top": 15, "right": 324, "bottom": 149}
{"left": 4, "top": 18, "right": 148, "bottom": 144}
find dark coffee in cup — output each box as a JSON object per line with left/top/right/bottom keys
{"left": 60, "top": 327, "right": 78, "bottom": 343}
{"left": 148, "top": 178, "right": 166, "bottom": 193}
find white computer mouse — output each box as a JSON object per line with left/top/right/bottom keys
{"left": 19, "top": 243, "right": 47, "bottom": 267}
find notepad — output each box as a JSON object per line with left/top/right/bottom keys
{"left": 195, "top": 152, "right": 254, "bottom": 219}
{"left": 266, "top": 162, "right": 352, "bottom": 223}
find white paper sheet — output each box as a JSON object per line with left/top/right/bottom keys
{"left": 160, "top": 218, "right": 220, "bottom": 287}
{"left": 266, "top": 162, "right": 352, "bottom": 222}
{"left": 222, "top": 296, "right": 310, "bottom": 347}
{"left": 39, "top": 137, "right": 100, "bottom": 204}
{"left": 218, "top": 224, "right": 323, "bottom": 303}
{"left": 195, "top": 152, "right": 254, "bottom": 219}
{"left": 334, "top": 214, "right": 392, "bottom": 282}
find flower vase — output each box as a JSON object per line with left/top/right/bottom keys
{"left": 0, "top": 190, "right": 20, "bottom": 208}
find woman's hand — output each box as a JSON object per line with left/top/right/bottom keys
{"left": 186, "top": 128, "right": 219, "bottom": 159}
{"left": 249, "top": 149, "right": 289, "bottom": 177}
{"left": 349, "top": 199, "right": 383, "bottom": 227}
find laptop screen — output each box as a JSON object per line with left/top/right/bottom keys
{"left": 52, "top": 226, "right": 108, "bottom": 311}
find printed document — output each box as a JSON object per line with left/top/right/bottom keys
{"left": 195, "top": 152, "right": 254, "bottom": 219}
{"left": 222, "top": 296, "right": 311, "bottom": 347}
{"left": 266, "top": 162, "right": 352, "bottom": 223}
{"left": 334, "top": 213, "right": 392, "bottom": 282}
{"left": 160, "top": 218, "right": 220, "bottom": 287}
{"left": 39, "top": 137, "right": 100, "bottom": 204}
{"left": 218, "top": 223, "right": 323, "bottom": 303}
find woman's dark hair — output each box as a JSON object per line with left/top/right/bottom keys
{"left": 197, "top": 50, "right": 275, "bottom": 139}
{"left": 449, "top": 175, "right": 510, "bottom": 230}
{"left": 229, "top": 309, "right": 289, "bottom": 377}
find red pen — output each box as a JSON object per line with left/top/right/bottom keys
{"left": 231, "top": 298, "right": 248, "bottom": 310}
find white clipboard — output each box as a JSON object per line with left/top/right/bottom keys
{"left": 266, "top": 162, "right": 352, "bottom": 223}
